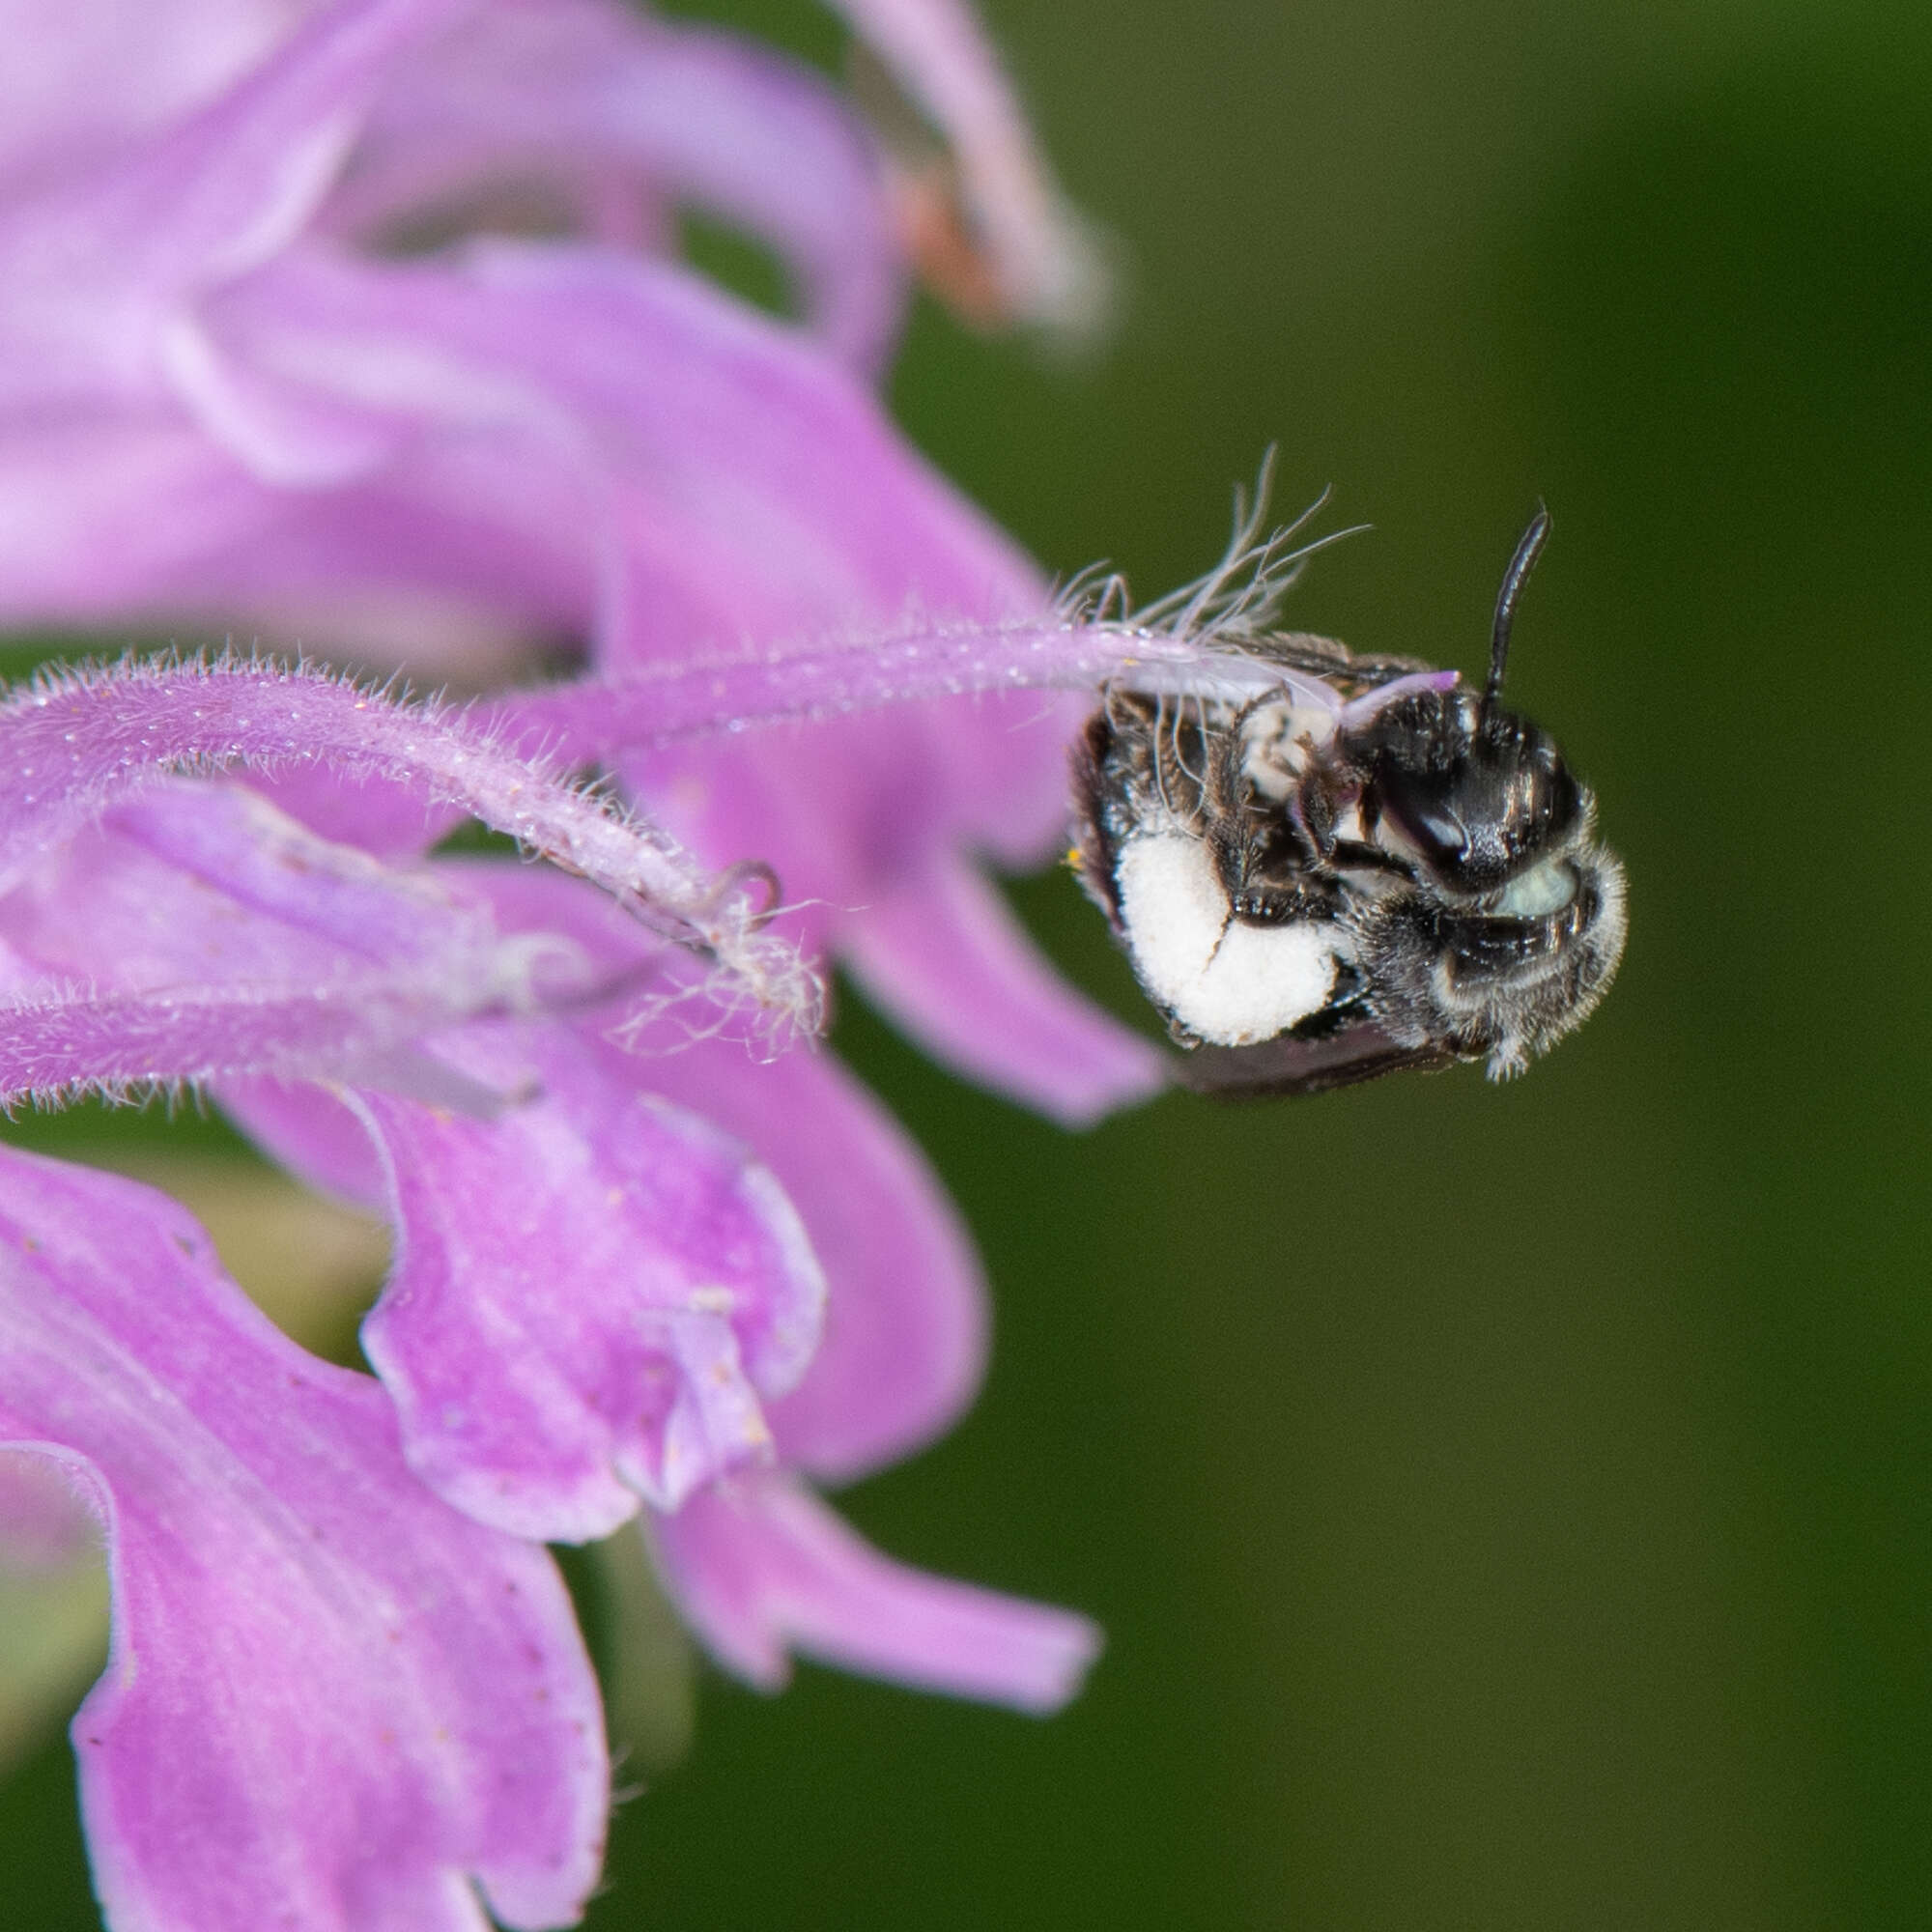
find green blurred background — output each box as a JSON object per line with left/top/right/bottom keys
{"left": 5, "top": 0, "right": 1931, "bottom": 1925}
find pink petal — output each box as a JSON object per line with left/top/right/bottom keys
{"left": 233, "top": 760, "right": 469, "bottom": 861}
{"left": 0, "top": 0, "right": 473, "bottom": 403}
{"left": 616, "top": 705, "right": 1051, "bottom": 966}
{"left": 605, "top": 1023, "right": 988, "bottom": 1484}
{"left": 0, "top": 2, "right": 288, "bottom": 181}
{"left": 199, "top": 241, "right": 1041, "bottom": 648}
{"left": 843, "top": 853, "right": 1167, "bottom": 1125}
{"left": 649, "top": 1470, "right": 1100, "bottom": 1715}
{"left": 49, "top": 783, "right": 503, "bottom": 978}
{"left": 490, "top": 615, "right": 1290, "bottom": 754}
{"left": 0, "top": 783, "right": 586, "bottom": 1105}
{"left": 355, "top": 1027, "right": 826, "bottom": 1539}
{"left": 218, "top": 1074, "right": 389, "bottom": 1208}
{"left": 216, "top": 862, "right": 667, "bottom": 1207}
{"left": 330, "top": 0, "right": 906, "bottom": 369}
{"left": 826, "top": 0, "right": 1109, "bottom": 334}
{"left": 231, "top": 859, "right": 995, "bottom": 1485}
{"left": 0, "top": 1147, "right": 607, "bottom": 1932}
{"left": 0, "top": 656, "right": 814, "bottom": 1032}
{"left": 0, "top": 1450, "right": 95, "bottom": 1569}
{"left": 0, "top": 413, "right": 283, "bottom": 619}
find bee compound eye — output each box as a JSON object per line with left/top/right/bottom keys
{"left": 1377, "top": 775, "right": 1474, "bottom": 878}
{"left": 1375, "top": 707, "right": 1584, "bottom": 894}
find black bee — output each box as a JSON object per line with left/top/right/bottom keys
{"left": 1071, "top": 510, "right": 1627, "bottom": 1095}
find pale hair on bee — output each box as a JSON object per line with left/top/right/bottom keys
{"left": 1069, "top": 487, "right": 1628, "bottom": 1096}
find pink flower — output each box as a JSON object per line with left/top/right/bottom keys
{"left": 0, "top": 2, "right": 1275, "bottom": 1924}
{"left": 0, "top": 0, "right": 1150, "bottom": 1119}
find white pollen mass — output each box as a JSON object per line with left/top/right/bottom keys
{"left": 1115, "top": 832, "right": 1339, "bottom": 1046}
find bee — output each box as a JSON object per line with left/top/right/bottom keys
{"left": 1071, "top": 510, "right": 1627, "bottom": 1095}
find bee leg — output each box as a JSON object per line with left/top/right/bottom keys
{"left": 1228, "top": 883, "right": 1330, "bottom": 924}
{"left": 1325, "top": 838, "right": 1414, "bottom": 880}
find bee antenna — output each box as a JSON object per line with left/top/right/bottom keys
{"left": 1486, "top": 503, "right": 1550, "bottom": 704}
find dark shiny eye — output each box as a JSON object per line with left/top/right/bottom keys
{"left": 1372, "top": 700, "right": 1580, "bottom": 893}
{"left": 1377, "top": 772, "right": 1477, "bottom": 877}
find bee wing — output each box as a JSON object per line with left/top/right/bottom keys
{"left": 1247, "top": 631, "right": 1436, "bottom": 687}
{"left": 1173, "top": 1024, "right": 1458, "bottom": 1099}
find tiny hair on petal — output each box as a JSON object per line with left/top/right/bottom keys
{"left": 0, "top": 651, "right": 820, "bottom": 1038}
{"left": 490, "top": 462, "right": 1356, "bottom": 759}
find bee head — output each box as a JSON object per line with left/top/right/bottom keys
{"left": 1360, "top": 690, "right": 1581, "bottom": 894}
{"left": 1345, "top": 508, "right": 1626, "bottom": 1073}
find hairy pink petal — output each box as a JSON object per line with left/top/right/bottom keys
{"left": 492, "top": 613, "right": 1283, "bottom": 751}
{"left": 0, "top": 783, "right": 582, "bottom": 1104}
{"left": 844, "top": 854, "right": 1165, "bottom": 1124}
{"left": 650, "top": 1471, "right": 1100, "bottom": 1715}
{"left": 0, "top": 655, "right": 814, "bottom": 1028}
{"left": 489, "top": 607, "right": 1274, "bottom": 924}
{"left": 0, "top": 983, "right": 487, "bottom": 1110}
{"left": 353, "top": 1026, "right": 825, "bottom": 1540}
{"left": 0, "top": 1147, "right": 607, "bottom": 1932}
